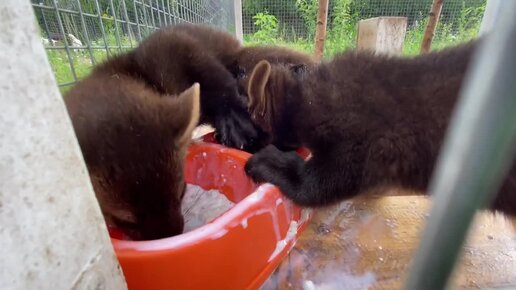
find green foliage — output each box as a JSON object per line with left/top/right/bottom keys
{"left": 250, "top": 12, "right": 279, "bottom": 43}
{"left": 244, "top": 0, "right": 486, "bottom": 59}
{"left": 295, "top": 0, "right": 318, "bottom": 36}
{"left": 325, "top": 0, "right": 357, "bottom": 54}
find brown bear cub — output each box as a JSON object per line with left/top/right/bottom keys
{"left": 244, "top": 39, "right": 516, "bottom": 216}
{"left": 234, "top": 45, "right": 316, "bottom": 150}
{"left": 66, "top": 72, "right": 200, "bottom": 240}
{"left": 109, "top": 23, "right": 260, "bottom": 151}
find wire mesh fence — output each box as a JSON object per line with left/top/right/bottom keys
{"left": 33, "top": 0, "right": 487, "bottom": 90}
{"left": 31, "top": 0, "right": 236, "bottom": 90}
{"left": 242, "top": 0, "right": 486, "bottom": 56}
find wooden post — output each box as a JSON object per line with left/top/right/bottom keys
{"left": 356, "top": 17, "right": 408, "bottom": 56}
{"left": 234, "top": 0, "right": 243, "bottom": 43}
{"left": 420, "top": 0, "right": 444, "bottom": 53}
{"left": 314, "top": 0, "right": 329, "bottom": 61}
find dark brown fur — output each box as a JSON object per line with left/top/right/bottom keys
{"left": 122, "top": 25, "right": 314, "bottom": 152}
{"left": 65, "top": 71, "right": 200, "bottom": 240}
{"left": 244, "top": 39, "right": 516, "bottom": 216}
{"left": 64, "top": 24, "right": 315, "bottom": 240}
{"left": 234, "top": 45, "right": 316, "bottom": 149}
{"left": 95, "top": 24, "right": 261, "bottom": 151}
{"left": 235, "top": 45, "right": 316, "bottom": 88}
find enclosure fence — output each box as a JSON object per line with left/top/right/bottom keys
{"left": 33, "top": 0, "right": 486, "bottom": 89}
{"left": 242, "top": 0, "right": 486, "bottom": 55}
{"left": 32, "top": 0, "right": 236, "bottom": 89}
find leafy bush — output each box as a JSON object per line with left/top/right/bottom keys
{"left": 251, "top": 12, "right": 279, "bottom": 43}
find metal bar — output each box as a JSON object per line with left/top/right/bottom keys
{"left": 75, "top": 0, "right": 96, "bottom": 65}
{"left": 166, "top": 0, "right": 173, "bottom": 24}
{"left": 148, "top": 0, "right": 157, "bottom": 28}
{"left": 403, "top": 2, "right": 516, "bottom": 290}
{"left": 45, "top": 45, "right": 132, "bottom": 50}
{"left": 155, "top": 0, "right": 162, "bottom": 27}
{"left": 58, "top": 81, "right": 78, "bottom": 88}
{"left": 108, "top": 0, "right": 124, "bottom": 53}
{"left": 140, "top": 0, "right": 151, "bottom": 35}
{"left": 122, "top": 0, "right": 134, "bottom": 47}
{"left": 172, "top": 0, "right": 179, "bottom": 24}
{"left": 32, "top": 3, "right": 53, "bottom": 39}
{"left": 32, "top": 4, "right": 99, "bottom": 19}
{"left": 197, "top": 1, "right": 202, "bottom": 23}
{"left": 93, "top": 0, "right": 111, "bottom": 57}
{"left": 161, "top": 0, "right": 167, "bottom": 26}
{"left": 51, "top": 0, "right": 78, "bottom": 82}
{"left": 177, "top": 0, "right": 184, "bottom": 23}
{"left": 120, "top": 0, "right": 134, "bottom": 48}
{"left": 132, "top": 0, "right": 142, "bottom": 41}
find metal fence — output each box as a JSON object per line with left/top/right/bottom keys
{"left": 33, "top": 0, "right": 487, "bottom": 89}
{"left": 31, "top": 0, "right": 236, "bottom": 89}
{"left": 242, "top": 0, "right": 486, "bottom": 55}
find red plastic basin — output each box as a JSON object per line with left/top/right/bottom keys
{"left": 110, "top": 135, "right": 313, "bottom": 290}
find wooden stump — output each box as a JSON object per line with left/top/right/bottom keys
{"left": 357, "top": 17, "right": 408, "bottom": 56}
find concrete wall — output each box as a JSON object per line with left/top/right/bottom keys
{"left": 0, "top": 1, "right": 127, "bottom": 289}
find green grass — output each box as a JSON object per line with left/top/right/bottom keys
{"left": 46, "top": 34, "right": 134, "bottom": 94}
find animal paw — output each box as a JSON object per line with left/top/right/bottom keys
{"left": 244, "top": 145, "right": 303, "bottom": 185}
{"left": 214, "top": 107, "right": 265, "bottom": 152}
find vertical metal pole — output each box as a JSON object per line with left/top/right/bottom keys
{"left": 121, "top": 0, "right": 134, "bottom": 48}
{"left": 178, "top": 0, "right": 184, "bottom": 23}
{"left": 148, "top": 0, "right": 157, "bottom": 28}
{"left": 132, "top": 0, "right": 143, "bottom": 41}
{"left": 161, "top": 0, "right": 168, "bottom": 26}
{"left": 141, "top": 0, "right": 151, "bottom": 33}
{"left": 39, "top": 2, "right": 52, "bottom": 40}
{"left": 75, "top": 0, "right": 96, "bottom": 65}
{"left": 167, "top": 0, "right": 174, "bottom": 24}
{"left": 153, "top": 0, "right": 161, "bottom": 27}
{"left": 51, "top": 0, "right": 78, "bottom": 82}
{"left": 94, "top": 0, "right": 111, "bottom": 57}
{"left": 108, "top": 0, "right": 124, "bottom": 52}
{"left": 403, "top": 2, "right": 516, "bottom": 290}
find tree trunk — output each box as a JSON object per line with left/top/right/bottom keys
{"left": 420, "top": 0, "right": 444, "bottom": 53}
{"left": 314, "top": 0, "right": 329, "bottom": 61}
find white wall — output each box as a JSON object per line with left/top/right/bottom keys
{"left": 0, "top": 1, "right": 127, "bottom": 289}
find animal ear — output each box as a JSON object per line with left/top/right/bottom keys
{"left": 176, "top": 83, "right": 201, "bottom": 142}
{"left": 248, "top": 60, "right": 272, "bottom": 118}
